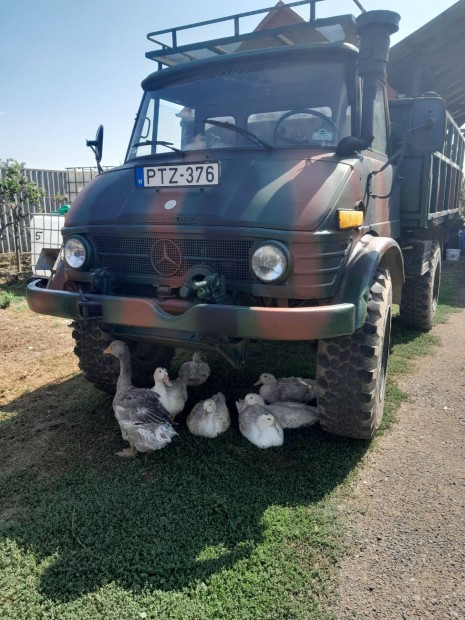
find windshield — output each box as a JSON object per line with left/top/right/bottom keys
{"left": 127, "top": 57, "right": 353, "bottom": 160}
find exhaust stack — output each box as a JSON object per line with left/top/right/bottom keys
{"left": 356, "top": 10, "right": 400, "bottom": 140}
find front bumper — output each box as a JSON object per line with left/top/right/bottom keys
{"left": 26, "top": 279, "right": 355, "bottom": 341}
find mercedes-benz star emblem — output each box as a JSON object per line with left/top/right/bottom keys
{"left": 150, "top": 239, "right": 183, "bottom": 276}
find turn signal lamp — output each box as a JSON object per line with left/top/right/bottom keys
{"left": 337, "top": 209, "right": 364, "bottom": 230}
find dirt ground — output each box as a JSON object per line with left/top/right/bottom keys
{"left": 0, "top": 303, "right": 78, "bottom": 408}
{"left": 1, "top": 260, "right": 465, "bottom": 619}
{"left": 334, "top": 280, "right": 465, "bottom": 618}
{"left": 0, "top": 253, "right": 89, "bottom": 476}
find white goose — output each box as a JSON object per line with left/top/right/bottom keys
{"left": 186, "top": 392, "right": 230, "bottom": 438}
{"left": 178, "top": 351, "right": 211, "bottom": 387}
{"left": 235, "top": 399, "right": 284, "bottom": 449}
{"left": 243, "top": 393, "right": 319, "bottom": 429}
{"left": 104, "top": 341, "right": 176, "bottom": 457}
{"left": 254, "top": 372, "right": 316, "bottom": 403}
{"left": 152, "top": 367, "right": 188, "bottom": 420}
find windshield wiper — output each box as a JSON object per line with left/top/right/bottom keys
{"left": 131, "top": 140, "right": 183, "bottom": 155}
{"left": 203, "top": 119, "right": 272, "bottom": 152}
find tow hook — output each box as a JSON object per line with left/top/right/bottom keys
{"left": 179, "top": 272, "right": 226, "bottom": 303}
{"left": 78, "top": 288, "right": 103, "bottom": 324}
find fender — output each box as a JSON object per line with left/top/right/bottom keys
{"left": 334, "top": 234, "right": 404, "bottom": 329}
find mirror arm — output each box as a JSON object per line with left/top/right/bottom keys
{"left": 416, "top": 116, "right": 436, "bottom": 131}
{"left": 86, "top": 125, "right": 104, "bottom": 175}
{"left": 366, "top": 116, "right": 437, "bottom": 200}
{"left": 366, "top": 140, "right": 406, "bottom": 200}
{"left": 86, "top": 142, "right": 104, "bottom": 175}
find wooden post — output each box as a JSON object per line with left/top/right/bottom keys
{"left": 13, "top": 199, "right": 21, "bottom": 273}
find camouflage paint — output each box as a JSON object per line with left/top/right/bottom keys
{"left": 27, "top": 278, "right": 355, "bottom": 341}
{"left": 26, "top": 12, "right": 446, "bottom": 367}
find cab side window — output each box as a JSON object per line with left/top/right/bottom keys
{"left": 371, "top": 83, "right": 388, "bottom": 154}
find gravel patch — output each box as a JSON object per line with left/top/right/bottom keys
{"left": 333, "top": 308, "right": 465, "bottom": 619}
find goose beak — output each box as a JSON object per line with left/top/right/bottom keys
{"left": 103, "top": 346, "right": 110, "bottom": 354}
{"left": 254, "top": 379, "right": 262, "bottom": 386}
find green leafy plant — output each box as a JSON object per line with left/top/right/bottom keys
{"left": 0, "top": 159, "right": 45, "bottom": 272}
{"left": 54, "top": 191, "right": 69, "bottom": 207}
{"left": 0, "top": 290, "right": 15, "bottom": 309}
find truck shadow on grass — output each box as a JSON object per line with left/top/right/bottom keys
{"left": 1, "top": 262, "right": 463, "bottom": 604}
{"left": 0, "top": 370, "right": 369, "bottom": 603}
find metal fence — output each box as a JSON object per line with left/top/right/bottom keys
{"left": 66, "top": 167, "right": 102, "bottom": 199}
{"left": 0, "top": 166, "right": 102, "bottom": 254}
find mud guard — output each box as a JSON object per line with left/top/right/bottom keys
{"left": 334, "top": 234, "right": 404, "bottom": 329}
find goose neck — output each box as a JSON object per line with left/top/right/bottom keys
{"left": 116, "top": 353, "right": 132, "bottom": 394}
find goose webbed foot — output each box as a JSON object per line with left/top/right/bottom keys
{"left": 116, "top": 443, "right": 137, "bottom": 458}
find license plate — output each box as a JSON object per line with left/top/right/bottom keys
{"left": 135, "top": 163, "right": 220, "bottom": 188}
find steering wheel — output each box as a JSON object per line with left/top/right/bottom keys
{"left": 273, "top": 108, "right": 340, "bottom": 145}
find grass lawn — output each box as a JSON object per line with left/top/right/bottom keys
{"left": 0, "top": 261, "right": 463, "bottom": 619}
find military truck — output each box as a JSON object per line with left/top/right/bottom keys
{"left": 27, "top": 0, "right": 465, "bottom": 439}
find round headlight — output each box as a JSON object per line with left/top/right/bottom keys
{"left": 64, "top": 237, "right": 89, "bottom": 270}
{"left": 251, "top": 243, "right": 288, "bottom": 283}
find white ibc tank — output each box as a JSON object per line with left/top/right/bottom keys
{"left": 30, "top": 214, "right": 66, "bottom": 276}
{"left": 445, "top": 248, "right": 460, "bottom": 261}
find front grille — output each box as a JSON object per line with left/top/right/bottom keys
{"left": 93, "top": 236, "right": 255, "bottom": 281}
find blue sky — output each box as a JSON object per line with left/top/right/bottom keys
{"left": 0, "top": 0, "right": 458, "bottom": 170}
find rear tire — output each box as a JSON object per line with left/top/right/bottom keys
{"left": 71, "top": 322, "right": 174, "bottom": 394}
{"left": 316, "top": 267, "right": 392, "bottom": 439}
{"left": 399, "top": 241, "right": 441, "bottom": 331}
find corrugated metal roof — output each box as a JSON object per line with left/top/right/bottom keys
{"left": 388, "top": 0, "right": 465, "bottom": 126}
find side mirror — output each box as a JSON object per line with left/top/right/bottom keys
{"left": 409, "top": 97, "right": 446, "bottom": 154}
{"left": 336, "top": 135, "right": 374, "bottom": 156}
{"left": 86, "top": 125, "right": 104, "bottom": 173}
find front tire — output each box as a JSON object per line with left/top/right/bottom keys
{"left": 316, "top": 267, "right": 392, "bottom": 439}
{"left": 71, "top": 322, "right": 174, "bottom": 394}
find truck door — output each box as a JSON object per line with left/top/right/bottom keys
{"left": 364, "top": 83, "right": 400, "bottom": 238}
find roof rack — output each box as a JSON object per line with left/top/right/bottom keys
{"left": 146, "top": 0, "right": 363, "bottom": 68}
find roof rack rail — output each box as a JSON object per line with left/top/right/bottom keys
{"left": 146, "top": 0, "right": 364, "bottom": 68}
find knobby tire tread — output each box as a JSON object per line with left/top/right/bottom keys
{"left": 399, "top": 241, "right": 441, "bottom": 332}
{"left": 316, "top": 267, "right": 392, "bottom": 439}
{"left": 71, "top": 322, "right": 174, "bottom": 394}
